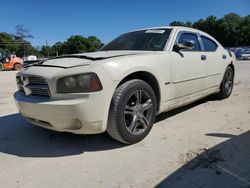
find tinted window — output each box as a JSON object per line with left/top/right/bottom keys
{"left": 101, "top": 29, "right": 172, "bottom": 51}
{"left": 201, "top": 36, "right": 218, "bottom": 51}
{"left": 178, "top": 33, "right": 201, "bottom": 51}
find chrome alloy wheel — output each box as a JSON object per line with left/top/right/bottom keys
{"left": 224, "top": 69, "right": 234, "bottom": 95}
{"left": 124, "top": 90, "right": 154, "bottom": 135}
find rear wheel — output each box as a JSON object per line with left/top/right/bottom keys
{"left": 217, "top": 66, "right": 234, "bottom": 99}
{"left": 14, "top": 63, "right": 22, "bottom": 71}
{"left": 107, "top": 79, "right": 157, "bottom": 144}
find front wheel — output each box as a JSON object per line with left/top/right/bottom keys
{"left": 14, "top": 63, "right": 22, "bottom": 71}
{"left": 107, "top": 79, "right": 157, "bottom": 144}
{"left": 0, "top": 63, "right": 3, "bottom": 71}
{"left": 217, "top": 66, "right": 234, "bottom": 99}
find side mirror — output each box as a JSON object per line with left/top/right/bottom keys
{"left": 174, "top": 39, "right": 195, "bottom": 51}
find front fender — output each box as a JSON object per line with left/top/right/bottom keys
{"left": 102, "top": 53, "right": 172, "bottom": 111}
{"left": 103, "top": 54, "right": 171, "bottom": 83}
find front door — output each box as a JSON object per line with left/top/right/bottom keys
{"left": 171, "top": 32, "right": 207, "bottom": 100}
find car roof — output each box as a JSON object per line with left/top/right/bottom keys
{"left": 132, "top": 26, "right": 219, "bottom": 44}
{"left": 134, "top": 26, "right": 212, "bottom": 36}
{"left": 134, "top": 26, "right": 197, "bottom": 32}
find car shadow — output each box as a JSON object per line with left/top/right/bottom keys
{"left": 156, "top": 130, "right": 250, "bottom": 188}
{"left": 0, "top": 113, "right": 124, "bottom": 158}
{"left": 155, "top": 95, "right": 215, "bottom": 123}
{"left": 0, "top": 96, "right": 220, "bottom": 158}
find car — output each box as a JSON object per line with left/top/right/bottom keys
{"left": 14, "top": 26, "right": 235, "bottom": 144}
{"left": 239, "top": 49, "right": 250, "bottom": 60}
{"left": 235, "top": 48, "right": 243, "bottom": 60}
{"left": 0, "top": 51, "right": 23, "bottom": 71}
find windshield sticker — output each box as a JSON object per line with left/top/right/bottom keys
{"left": 145, "top": 30, "right": 165, "bottom": 34}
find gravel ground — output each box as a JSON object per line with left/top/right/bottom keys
{"left": 0, "top": 61, "right": 249, "bottom": 188}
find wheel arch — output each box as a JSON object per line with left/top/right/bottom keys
{"left": 219, "top": 63, "right": 235, "bottom": 89}
{"left": 13, "top": 62, "right": 22, "bottom": 69}
{"left": 228, "top": 63, "right": 235, "bottom": 74}
{"left": 117, "top": 71, "right": 161, "bottom": 111}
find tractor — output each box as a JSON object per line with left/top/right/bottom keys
{"left": 0, "top": 50, "right": 23, "bottom": 71}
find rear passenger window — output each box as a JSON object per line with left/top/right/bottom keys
{"left": 178, "top": 33, "right": 201, "bottom": 51}
{"left": 201, "top": 36, "right": 218, "bottom": 51}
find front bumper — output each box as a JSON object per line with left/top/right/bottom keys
{"left": 14, "top": 92, "right": 105, "bottom": 134}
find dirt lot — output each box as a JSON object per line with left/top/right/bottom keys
{"left": 0, "top": 61, "right": 250, "bottom": 188}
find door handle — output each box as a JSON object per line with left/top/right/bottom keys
{"left": 201, "top": 55, "right": 206, "bottom": 61}
{"left": 222, "top": 54, "right": 227, "bottom": 59}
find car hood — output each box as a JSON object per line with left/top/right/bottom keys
{"left": 36, "top": 51, "right": 153, "bottom": 68}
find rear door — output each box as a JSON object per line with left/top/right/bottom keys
{"left": 170, "top": 31, "right": 207, "bottom": 100}
{"left": 200, "top": 35, "right": 226, "bottom": 88}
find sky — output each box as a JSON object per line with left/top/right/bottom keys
{"left": 0, "top": 0, "right": 249, "bottom": 47}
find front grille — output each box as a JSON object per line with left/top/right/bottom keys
{"left": 28, "top": 76, "right": 47, "bottom": 85}
{"left": 16, "top": 75, "right": 50, "bottom": 97}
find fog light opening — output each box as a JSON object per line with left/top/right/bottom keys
{"left": 74, "top": 119, "right": 83, "bottom": 130}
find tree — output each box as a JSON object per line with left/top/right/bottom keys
{"left": 59, "top": 35, "right": 103, "bottom": 55}
{"left": 238, "top": 15, "right": 250, "bottom": 46}
{"left": 193, "top": 16, "right": 218, "bottom": 37}
{"left": 15, "top": 25, "right": 34, "bottom": 39}
{"left": 51, "top": 42, "right": 63, "bottom": 56}
{"left": 170, "top": 21, "right": 192, "bottom": 27}
{"left": 0, "top": 28, "right": 104, "bottom": 57}
{"left": 13, "top": 25, "right": 37, "bottom": 57}
{"left": 170, "top": 13, "right": 250, "bottom": 47}
{"left": 40, "top": 45, "right": 52, "bottom": 57}
{"left": 0, "top": 32, "right": 17, "bottom": 52}
{"left": 63, "top": 35, "right": 89, "bottom": 54}
{"left": 221, "top": 13, "right": 242, "bottom": 46}
{"left": 88, "top": 36, "right": 104, "bottom": 50}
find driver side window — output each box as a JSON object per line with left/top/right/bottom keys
{"left": 178, "top": 33, "right": 201, "bottom": 51}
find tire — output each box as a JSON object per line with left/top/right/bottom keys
{"left": 217, "top": 66, "right": 234, "bottom": 99}
{"left": 0, "top": 63, "right": 3, "bottom": 71}
{"left": 13, "top": 63, "right": 22, "bottom": 71}
{"left": 107, "top": 79, "right": 157, "bottom": 144}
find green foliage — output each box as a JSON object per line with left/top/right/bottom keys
{"left": 237, "top": 15, "right": 250, "bottom": 46}
{"left": 169, "top": 21, "right": 187, "bottom": 27}
{"left": 0, "top": 32, "right": 17, "bottom": 52}
{"left": 40, "top": 35, "right": 104, "bottom": 57}
{"left": 1, "top": 13, "right": 249, "bottom": 58}
{"left": 0, "top": 31, "right": 39, "bottom": 57}
{"left": 0, "top": 25, "right": 39, "bottom": 58}
{"left": 14, "top": 25, "right": 38, "bottom": 57}
{"left": 169, "top": 13, "right": 250, "bottom": 47}
{"left": 0, "top": 25, "right": 104, "bottom": 58}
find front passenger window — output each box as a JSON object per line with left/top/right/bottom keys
{"left": 178, "top": 33, "right": 201, "bottom": 51}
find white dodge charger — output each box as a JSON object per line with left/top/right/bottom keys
{"left": 14, "top": 26, "right": 235, "bottom": 144}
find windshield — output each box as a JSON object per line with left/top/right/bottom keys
{"left": 101, "top": 29, "right": 172, "bottom": 51}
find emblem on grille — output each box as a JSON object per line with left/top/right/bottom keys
{"left": 21, "top": 76, "right": 32, "bottom": 96}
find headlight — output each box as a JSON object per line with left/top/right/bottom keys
{"left": 64, "top": 76, "right": 77, "bottom": 88}
{"left": 57, "top": 73, "right": 102, "bottom": 93}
